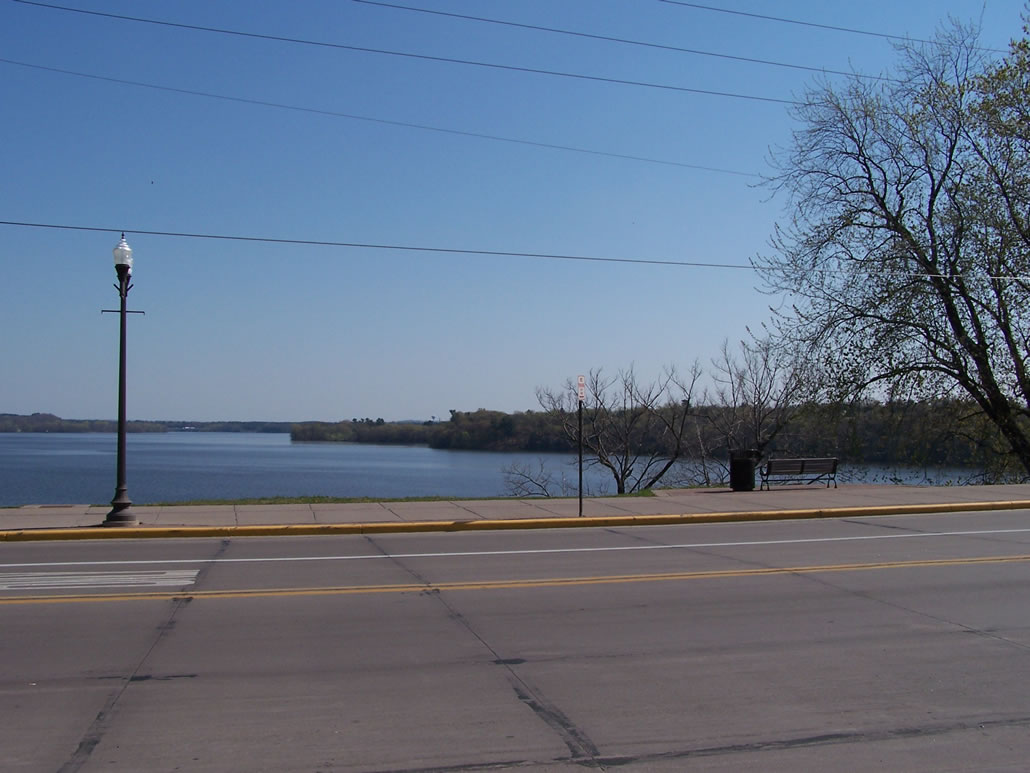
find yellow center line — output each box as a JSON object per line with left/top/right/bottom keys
{"left": 3, "top": 553, "right": 1029, "bottom": 605}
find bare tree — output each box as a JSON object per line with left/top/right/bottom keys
{"left": 705, "top": 336, "right": 816, "bottom": 460}
{"left": 536, "top": 364, "right": 701, "bottom": 494}
{"left": 502, "top": 459, "right": 577, "bottom": 498}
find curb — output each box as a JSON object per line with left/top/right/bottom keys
{"left": 2, "top": 499, "right": 1029, "bottom": 542}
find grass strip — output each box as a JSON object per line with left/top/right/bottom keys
{"left": 142, "top": 490, "right": 657, "bottom": 507}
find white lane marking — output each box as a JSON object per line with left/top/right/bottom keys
{"left": 0, "top": 570, "right": 199, "bottom": 590}
{"left": 2, "top": 528, "right": 1030, "bottom": 570}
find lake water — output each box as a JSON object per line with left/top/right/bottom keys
{"left": 0, "top": 432, "right": 616, "bottom": 506}
{"left": 0, "top": 432, "right": 976, "bottom": 507}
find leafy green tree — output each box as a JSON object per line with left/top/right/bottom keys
{"left": 756, "top": 19, "right": 1030, "bottom": 476}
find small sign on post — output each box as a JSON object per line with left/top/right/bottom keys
{"left": 577, "top": 375, "right": 585, "bottom": 517}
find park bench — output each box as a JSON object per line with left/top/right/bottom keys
{"left": 759, "top": 457, "right": 838, "bottom": 490}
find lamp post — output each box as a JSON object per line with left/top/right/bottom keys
{"left": 104, "top": 234, "right": 137, "bottom": 526}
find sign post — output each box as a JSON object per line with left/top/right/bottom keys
{"left": 577, "top": 375, "right": 585, "bottom": 517}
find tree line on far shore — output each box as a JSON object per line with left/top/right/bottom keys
{"left": 0, "top": 414, "right": 292, "bottom": 434}
{"left": 290, "top": 398, "right": 1009, "bottom": 475}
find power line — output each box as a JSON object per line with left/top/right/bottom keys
{"left": 351, "top": 0, "right": 894, "bottom": 83}
{"left": 5, "top": 220, "right": 1023, "bottom": 281}
{"left": 0, "top": 220, "right": 756, "bottom": 271}
{"left": 0, "top": 57, "right": 759, "bottom": 178}
{"left": 657, "top": 0, "right": 1008, "bottom": 54}
{"left": 9, "top": 0, "right": 799, "bottom": 105}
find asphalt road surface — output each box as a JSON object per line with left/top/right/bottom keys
{"left": 3, "top": 509, "right": 1030, "bottom": 772}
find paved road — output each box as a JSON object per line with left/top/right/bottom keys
{"left": 3, "top": 508, "right": 1030, "bottom": 771}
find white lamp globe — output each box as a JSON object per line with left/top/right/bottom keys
{"left": 113, "top": 235, "right": 133, "bottom": 274}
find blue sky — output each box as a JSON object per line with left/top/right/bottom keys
{"left": 1, "top": 0, "right": 1024, "bottom": 422}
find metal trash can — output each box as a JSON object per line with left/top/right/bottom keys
{"left": 729, "top": 449, "right": 758, "bottom": 491}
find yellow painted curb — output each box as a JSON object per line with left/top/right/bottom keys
{"left": 1, "top": 499, "right": 1030, "bottom": 542}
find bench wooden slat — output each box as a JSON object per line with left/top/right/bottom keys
{"left": 768, "top": 460, "right": 805, "bottom": 475}
{"left": 800, "top": 459, "right": 836, "bottom": 474}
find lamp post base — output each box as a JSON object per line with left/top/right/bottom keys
{"left": 104, "top": 493, "right": 138, "bottom": 527}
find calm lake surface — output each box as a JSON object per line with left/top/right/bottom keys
{"left": 0, "top": 432, "right": 975, "bottom": 507}
{"left": 0, "top": 432, "right": 613, "bottom": 506}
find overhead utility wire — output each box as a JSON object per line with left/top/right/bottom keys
{"left": 351, "top": 0, "right": 894, "bottom": 83}
{"left": 657, "top": 0, "right": 1008, "bottom": 55}
{"left": 9, "top": 0, "right": 797, "bottom": 106}
{"left": 0, "top": 58, "right": 758, "bottom": 179}
{"left": 5, "top": 221, "right": 1022, "bottom": 280}
{"left": 0, "top": 220, "right": 754, "bottom": 271}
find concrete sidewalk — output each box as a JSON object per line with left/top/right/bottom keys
{"left": 3, "top": 483, "right": 1030, "bottom": 540}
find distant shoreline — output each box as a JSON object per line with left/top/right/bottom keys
{"left": 0, "top": 413, "right": 296, "bottom": 434}
{"left": 0, "top": 408, "right": 1012, "bottom": 475}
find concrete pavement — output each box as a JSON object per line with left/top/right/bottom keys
{"left": 3, "top": 483, "right": 1030, "bottom": 540}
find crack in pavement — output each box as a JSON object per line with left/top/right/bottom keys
{"left": 604, "top": 522, "right": 1030, "bottom": 657}
{"left": 364, "top": 534, "right": 603, "bottom": 765}
{"left": 798, "top": 568, "right": 1030, "bottom": 652}
{"left": 55, "top": 538, "right": 231, "bottom": 773}
{"left": 593, "top": 713, "right": 1030, "bottom": 767}
{"left": 325, "top": 713, "right": 1030, "bottom": 772}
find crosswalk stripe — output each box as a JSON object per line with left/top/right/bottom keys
{"left": 0, "top": 570, "right": 199, "bottom": 590}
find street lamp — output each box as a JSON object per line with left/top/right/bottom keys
{"left": 104, "top": 234, "right": 137, "bottom": 526}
